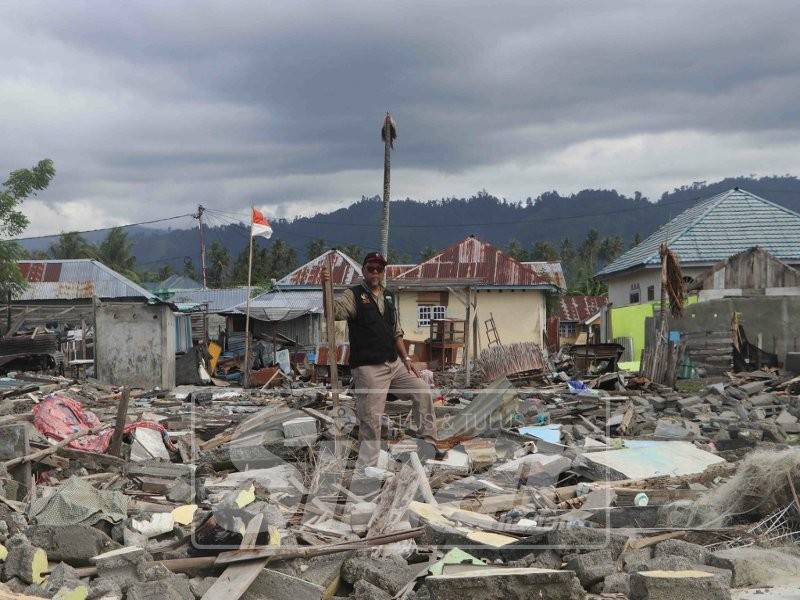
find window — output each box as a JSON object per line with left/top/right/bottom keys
{"left": 629, "top": 282, "right": 641, "bottom": 304}
{"left": 647, "top": 285, "right": 655, "bottom": 301}
{"left": 559, "top": 322, "right": 576, "bottom": 338}
{"left": 417, "top": 305, "right": 446, "bottom": 327}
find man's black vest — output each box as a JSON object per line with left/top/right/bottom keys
{"left": 347, "top": 284, "right": 398, "bottom": 367}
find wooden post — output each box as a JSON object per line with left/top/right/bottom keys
{"left": 242, "top": 213, "right": 255, "bottom": 388}
{"left": 322, "top": 254, "right": 339, "bottom": 406}
{"left": 109, "top": 387, "right": 130, "bottom": 457}
{"left": 464, "top": 287, "right": 472, "bottom": 387}
{"left": 80, "top": 319, "right": 87, "bottom": 359}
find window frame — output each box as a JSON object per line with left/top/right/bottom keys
{"left": 417, "top": 304, "right": 447, "bottom": 328}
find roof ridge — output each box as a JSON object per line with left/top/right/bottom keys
{"left": 395, "top": 235, "right": 545, "bottom": 283}
{"left": 597, "top": 188, "right": 741, "bottom": 276}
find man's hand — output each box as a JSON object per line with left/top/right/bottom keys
{"left": 404, "top": 357, "right": 421, "bottom": 378}
{"left": 321, "top": 265, "right": 330, "bottom": 283}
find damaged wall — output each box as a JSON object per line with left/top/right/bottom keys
{"left": 670, "top": 295, "right": 800, "bottom": 373}
{"left": 95, "top": 302, "right": 176, "bottom": 389}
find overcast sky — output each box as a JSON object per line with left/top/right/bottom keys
{"left": 2, "top": 1, "right": 799, "bottom": 236}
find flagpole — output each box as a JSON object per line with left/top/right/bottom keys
{"left": 242, "top": 207, "right": 255, "bottom": 388}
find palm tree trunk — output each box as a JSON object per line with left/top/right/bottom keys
{"left": 380, "top": 113, "right": 392, "bottom": 259}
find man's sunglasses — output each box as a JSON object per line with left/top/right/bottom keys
{"left": 365, "top": 265, "right": 385, "bottom": 273}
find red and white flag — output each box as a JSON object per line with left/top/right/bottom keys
{"left": 251, "top": 207, "right": 272, "bottom": 239}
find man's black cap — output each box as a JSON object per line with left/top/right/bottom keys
{"left": 362, "top": 252, "right": 388, "bottom": 266}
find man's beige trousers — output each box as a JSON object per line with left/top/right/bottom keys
{"left": 351, "top": 358, "right": 437, "bottom": 466}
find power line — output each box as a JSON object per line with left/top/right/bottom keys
{"left": 13, "top": 213, "right": 194, "bottom": 241}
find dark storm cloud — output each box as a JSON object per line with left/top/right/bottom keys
{"left": 1, "top": 0, "right": 799, "bottom": 233}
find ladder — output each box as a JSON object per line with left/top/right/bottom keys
{"left": 484, "top": 313, "right": 501, "bottom": 347}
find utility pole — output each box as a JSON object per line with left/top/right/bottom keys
{"left": 194, "top": 205, "right": 208, "bottom": 288}
{"left": 380, "top": 112, "right": 397, "bottom": 261}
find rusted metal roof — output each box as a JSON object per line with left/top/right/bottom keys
{"left": 15, "top": 259, "right": 155, "bottom": 301}
{"left": 276, "top": 249, "right": 362, "bottom": 288}
{"left": 558, "top": 295, "right": 607, "bottom": 323}
{"left": 522, "top": 261, "right": 566, "bottom": 290}
{"left": 393, "top": 236, "right": 557, "bottom": 288}
{"left": 385, "top": 264, "right": 415, "bottom": 278}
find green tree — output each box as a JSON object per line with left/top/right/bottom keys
{"left": 630, "top": 232, "right": 643, "bottom": 248}
{"left": 49, "top": 231, "right": 97, "bottom": 260}
{"left": 505, "top": 239, "right": 529, "bottom": 261}
{"left": 0, "top": 159, "right": 55, "bottom": 298}
{"left": 207, "top": 241, "right": 231, "bottom": 287}
{"left": 157, "top": 264, "right": 174, "bottom": 281}
{"left": 598, "top": 236, "right": 624, "bottom": 268}
{"left": 98, "top": 227, "right": 136, "bottom": 278}
{"left": 530, "top": 241, "right": 559, "bottom": 262}
{"left": 419, "top": 245, "right": 437, "bottom": 261}
{"left": 578, "top": 228, "right": 601, "bottom": 271}
{"left": 182, "top": 258, "right": 198, "bottom": 280}
{"left": 387, "top": 249, "right": 411, "bottom": 264}
{"left": 306, "top": 238, "right": 326, "bottom": 260}
{"left": 266, "top": 239, "right": 298, "bottom": 281}
{"left": 341, "top": 244, "right": 363, "bottom": 262}
{"left": 24, "top": 249, "right": 50, "bottom": 259}
{"left": 232, "top": 238, "right": 298, "bottom": 286}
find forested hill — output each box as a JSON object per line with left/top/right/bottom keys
{"left": 21, "top": 175, "right": 800, "bottom": 271}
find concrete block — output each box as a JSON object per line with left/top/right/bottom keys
{"left": 353, "top": 579, "right": 392, "bottom": 600}
{"left": 91, "top": 546, "right": 148, "bottom": 590}
{"left": 282, "top": 416, "right": 317, "bottom": 439}
{"left": 629, "top": 570, "right": 730, "bottom": 600}
{"left": 341, "top": 554, "right": 417, "bottom": 595}
{"left": 708, "top": 546, "right": 800, "bottom": 588}
{"left": 187, "top": 577, "right": 216, "bottom": 599}
{"left": 3, "top": 533, "right": 47, "bottom": 585}
{"left": 34, "top": 561, "right": 87, "bottom": 599}
{"left": 426, "top": 567, "right": 586, "bottom": 600}
{"left": 126, "top": 578, "right": 193, "bottom": 600}
{"left": 27, "top": 524, "right": 120, "bottom": 567}
{"left": 565, "top": 549, "right": 616, "bottom": 587}
{"left": 88, "top": 578, "right": 122, "bottom": 600}
{"left": 654, "top": 539, "right": 710, "bottom": 564}
{"left": 602, "top": 571, "right": 630, "bottom": 595}
{"left": 165, "top": 480, "right": 195, "bottom": 504}
{"left": 546, "top": 528, "right": 629, "bottom": 558}
{"left": 242, "top": 568, "right": 325, "bottom": 600}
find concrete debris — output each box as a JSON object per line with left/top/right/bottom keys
{"left": 2, "top": 349, "right": 800, "bottom": 600}
{"left": 629, "top": 569, "right": 731, "bottom": 600}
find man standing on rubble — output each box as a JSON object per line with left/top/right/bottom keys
{"left": 323, "top": 252, "right": 438, "bottom": 468}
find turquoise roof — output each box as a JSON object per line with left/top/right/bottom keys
{"left": 597, "top": 188, "right": 800, "bottom": 277}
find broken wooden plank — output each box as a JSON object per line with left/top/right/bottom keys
{"left": 201, "top": 514, "right": 276, "bottom": 600}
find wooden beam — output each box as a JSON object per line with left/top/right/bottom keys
{"left": 108, "top": 387, "right": 130, "bottom": 457}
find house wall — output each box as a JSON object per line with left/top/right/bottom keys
{"left": 606, "top": 266, "right": 706, "bottom": 307}
{"left": 396, "top": 289, "right": 547, "bottom": 350}
{"left": 95, "top": 302, "right": 175, "bottom": 389}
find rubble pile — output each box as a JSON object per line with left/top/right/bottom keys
{"left": 0, "top": 364, "right": 798, "bottom": 600}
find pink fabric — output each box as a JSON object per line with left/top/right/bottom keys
{"left": 32, "top": 394, "right": 167, "bottom": 453}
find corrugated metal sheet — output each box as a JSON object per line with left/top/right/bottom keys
{"left": 559, "top": 295, "right": 608, "bottom": 323}
{"left": 522, "top": 261, "right": 566, "bottom": 289}
{"left": 159, "top": 274, "right": 201, "bottom": 290}
{"left": 277, "top": 249, "right": 362, "bottom": 287}
{"left": 170, "top": 287, "right": 251, "bottom": 312}
{"left": 15, "top": 260, "right": 155, "bottom": 301}
{"left": 597, "top": 188, "right": 800, "bottom": 277}
{"left": 234, "top": 289, "right": 323, "bottom": 321}
{"left": 394, "top": 236, "right": 555, "bottom": 287}
{"left": 385, "top": 264, "right": 415, "bottom": 278}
